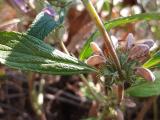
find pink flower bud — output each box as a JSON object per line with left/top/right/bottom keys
{"left": 86, "top": 55, "right": 105, "bottom": 67}
{"left": 90, "top": 42, "right": 103, "bottom": 55}
{"left": 125, "top": 33, "right": 135, "bottom": 50}
{"left": 135, "top": 67, "right": 155, "bottom": 82}
{"left": 128, "top": 44, "right": 149, "bottom": 60}
{"left": 111, "top": 35, "right": 118, "bottom": 48}
{"left": 142, "top": 39, "right": 155, "bottom": 48}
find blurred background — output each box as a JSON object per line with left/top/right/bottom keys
{"left": 0, "top": 0, "right": 160, "bottom": 120}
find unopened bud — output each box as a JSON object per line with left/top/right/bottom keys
{"left": 86, "top": 55, "right": 106, "bottom": 67}
{"left": 111, "top": 35, "right": 118, "bottom": 48}
{"left": 135, "top": 67, "right": 155, "bottom": 82}
{"left": 90, "top": 42, "right": 103, "bottom": 55}
{"left": 142, "top": 39, "right": 155, "bottom": 48}
{"left": 128, "top": 44, "right": 149, "bottom": 60}
{"left": 125, "top": 33, "right": 135, "bottom": 50}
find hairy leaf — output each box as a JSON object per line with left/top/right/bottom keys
{"left": 127, "top": 71, "right": 160, "bottom": 97}
{"left": 27, "top": 9, "right": 64, "bottom": 40}
{"left": 143, "top": 50, "right": 160, "bottom": 68}
{"left": 80, "top": 13, "right": 160, "bottom": 61}
{"left": 0, "top": 31, "right": 96, "bottom": 75}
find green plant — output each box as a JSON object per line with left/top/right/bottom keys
{"left": 0, "top": 0, "right": 160, "bottom": 120}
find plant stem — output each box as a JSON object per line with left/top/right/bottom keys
{"left": 80, "top": 74, "right": 105, "bottom": 103}
{"left": 60, "top": 40, "right": 70, "bottom": 55}
{"left": 81, "top": 0, "right": 122, "bottom": 76}
{"left": 108, "top": 0, "right": 113, "bottom": 19}
{"left": 28, "top": 73, "right": 46, "bottom": 120}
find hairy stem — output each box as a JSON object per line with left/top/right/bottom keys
{"left": 81, "top": 0, "right": 122, "bottom": 76}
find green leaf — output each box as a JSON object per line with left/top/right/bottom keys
{"left": 27, "top": 10, "right": 64, "bottom": 40}
{"left": 104, "top": 13, "right": 160, "bottom": 30}
{"left": 127, "top": 71, "right": 160, "bottom": 97}
{"left": 143, "top": 50, "right": 160, "bottom": 68}
{"left": 79, "top": 13, "right": 160, "bottom": 61}
{"left": 0, "top": 31, "right": 96, "bottom": 75}
{"left": 79, "top": 32, "right": 96, "bottom": 60}
{"left": 155, "top": 64, "right": 160, "bottom": 68}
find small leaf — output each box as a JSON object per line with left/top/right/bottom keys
{"left": 0, "top": 31, "right": 96, "bottom": 75}
{"left": 127, "top": 71, "right": 160, "bottom": 97}
{"left": 143, "top": 50, "right": 160, "bottom": 68}
{"left": 27, "top": 7, "right": 64, "bottom": 40}
{"left": 79, "top": 13, "right": 160, "bottom": 61}
{"left": 79, "top": 32, "right": 96, "bottom": 60}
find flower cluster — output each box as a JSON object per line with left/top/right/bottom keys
{"left": 86, "top": 33, "right": 155, "bottom": 81}
{"left": 86, "top": 33, "right": 155, "bottom": 88}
